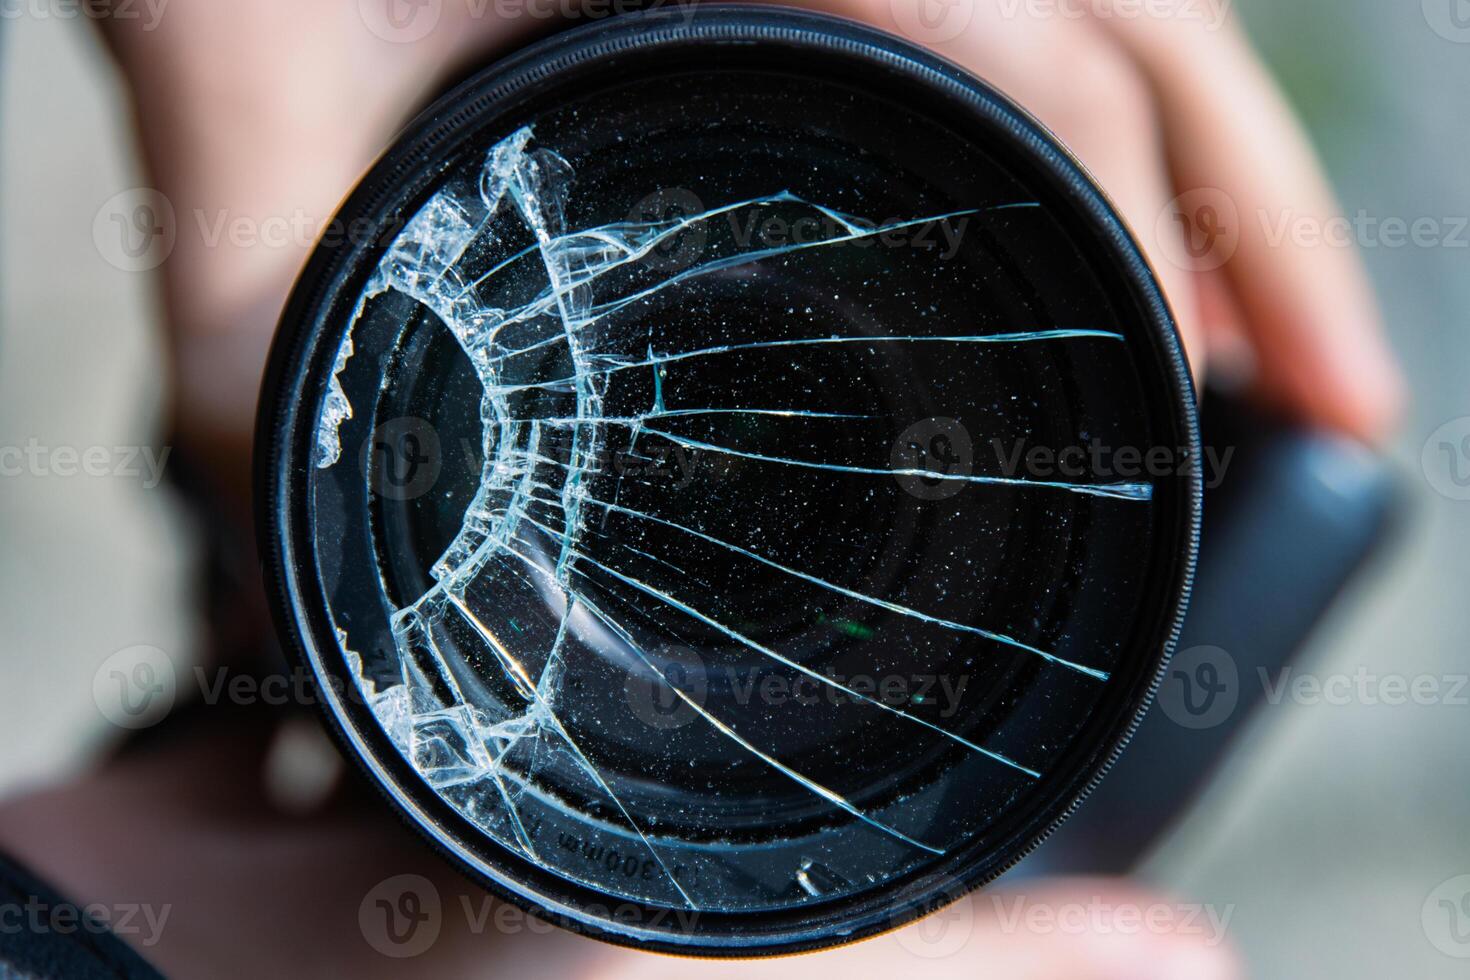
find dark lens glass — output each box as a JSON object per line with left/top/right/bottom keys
{"left": 262, "top": 8, "right": 1198, "bottom": 954}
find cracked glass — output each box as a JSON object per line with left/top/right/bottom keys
{"left": 289, "top": 53, "right": 1190, "bottom": 935}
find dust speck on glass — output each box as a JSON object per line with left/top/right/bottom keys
{"left": 301, "top": 62, "right": 1176, "bottom": 921}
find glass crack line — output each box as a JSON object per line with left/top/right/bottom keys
{"left": 497, "top": 407, "right": 877, "bottom": 424}
{"left": 486, "top": 329, "right": 1127, "bottom": 382}
{"left": 558, "top": 206, "right": 1031, "bottom": 335}
{"left": 445, "top": 578, "right": 699, "bottom": 910}
{"left": 472, "top": 190, "right": 1032, "bottom": 352}
{"left": 635, "top": 428, "right": 1153, "bottom": 501}
{"left": 500, "top": 538, "right": 946, "bottom": 857}
{"left": 514, "top": 511, "right": 1042, "bottom": 778}
{"left": 544, "top": 490, "right": 1110, "bottom": 682}
{"left": 476, "top": 329, "right": 1128, "bottom": 405}
{"left": 449, "top": 127, "right": 700, "bottom": 908}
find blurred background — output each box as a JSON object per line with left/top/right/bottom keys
{"left": 1, "top": 2, "right": 1466, "bottom": 976}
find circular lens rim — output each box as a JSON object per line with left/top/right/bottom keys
{"left": 255, "top": 4, "right": 1201, "bottom": 956}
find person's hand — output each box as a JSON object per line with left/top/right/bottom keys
{"left": 0, "top": 705, "right": 1239, "bottom": 978}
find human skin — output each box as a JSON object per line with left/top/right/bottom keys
{"left": 2, "top": 1, "right": 1404, "bottom": 975}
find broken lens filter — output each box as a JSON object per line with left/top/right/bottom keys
{"left": 257, "top": 6, "right": 1200, "bottom": 956}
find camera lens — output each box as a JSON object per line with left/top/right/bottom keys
{"left": 258, "top": 6, "right": 1199, "bottom": 954}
